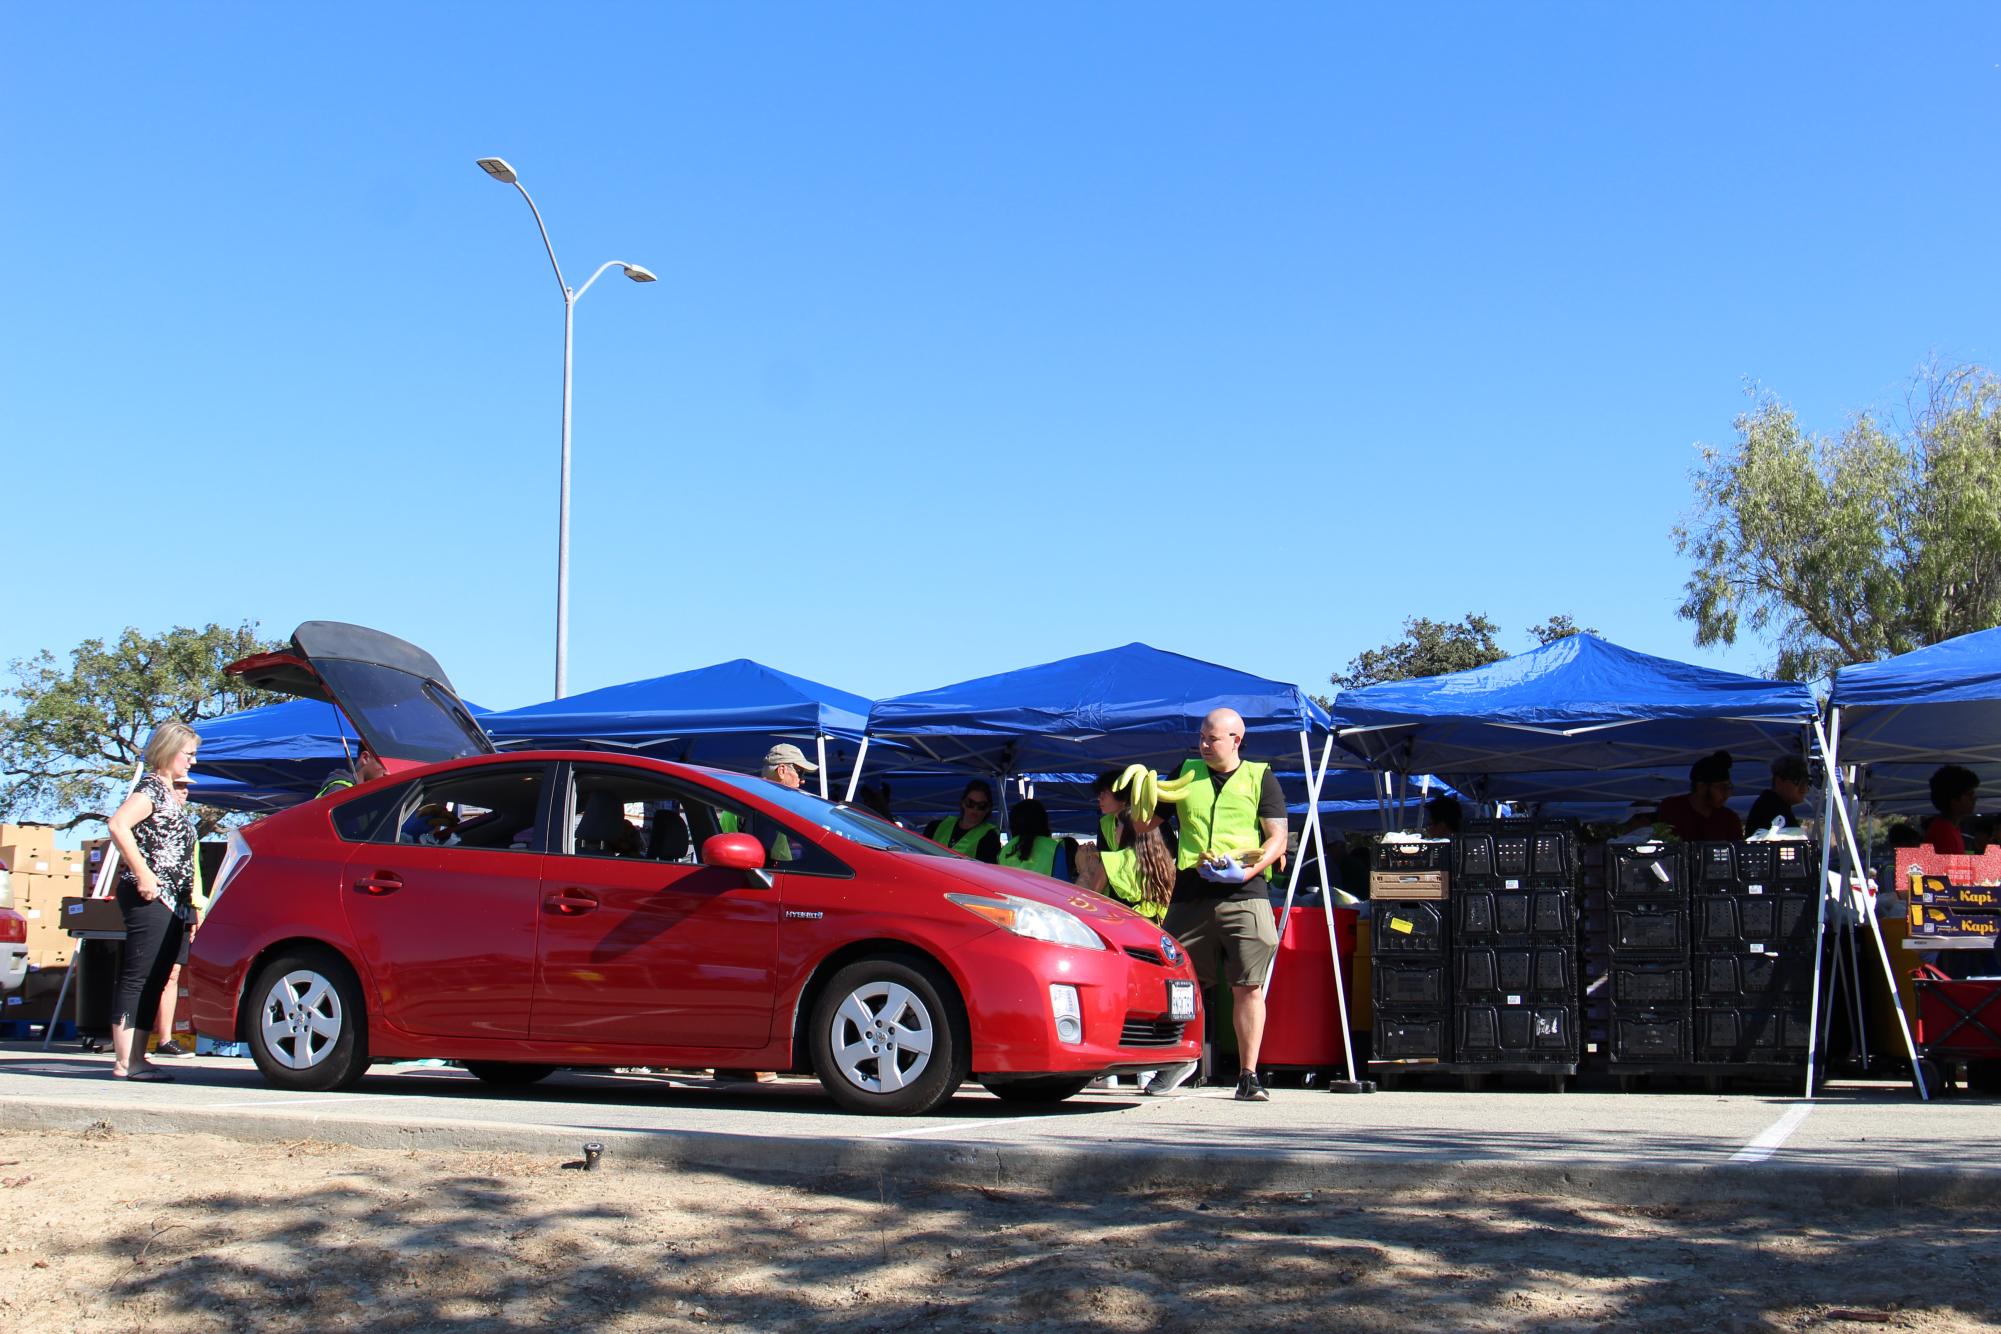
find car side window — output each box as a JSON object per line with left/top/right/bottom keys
{"left": 566, "top": 766, "right": 849, "bottom": 876}
{"left": 373, "top": 766, "right": 547, "bottom": 852}
{"left": 331, "top": 783, "right": 409, "bottom": 843}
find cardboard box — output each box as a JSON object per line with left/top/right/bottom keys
{"left": 60, "top": 897, "right": 126, "bottom": 934}
{"left": 1907, "top": 903, "right": 2000, "bottom": 943}
{"left": 1910, "top": 874, "right": 2001, "bottom": 911}
{"left": 0, "top": 822, "right": 58, "bottom": 854}
{"left": 9, "top": 870, "right": 85, "bottom": 914}
{"left": 1903, "top": 848, "right": 2001, "bottom": 888}
{"left": 21, "top": 910, "right": 74, "bottom": 967}
{"left": 1371, "top": 870, "right": 1449, "bottom": 900}
{"left": 0, "top": 963, "right": 69, "bottom": 1022}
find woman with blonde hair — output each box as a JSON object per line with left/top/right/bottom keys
{"left": 104, "top": 720, "right": 200, "bottom": 1081}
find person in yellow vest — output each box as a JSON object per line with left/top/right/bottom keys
{"left": 995, "top": 799, "right": 1072, "bottom": 881}
{"left": 315, "top": 745, "right": 386, "bottom": 800}
{"left": 1079, "top": 769, "right": 1173, "bottom": 922}
{"left": 924, "top": 781, "right": 1001, "bottom": 862}
{"left": 1142, "top": 707, "right": 1287, "bottom": 1103}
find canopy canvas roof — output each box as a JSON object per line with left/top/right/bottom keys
{"left": 863, "top": 642, "right": 1337, "bottom": 777}
{"left": 1828, "top": 625, "right": 2001, "bottom": 808}
{"left": 1330, "top": 634, "right": 1818, "bottom": 778}
{"left": 482, "top": 659, "right": 872, "bottom": 777}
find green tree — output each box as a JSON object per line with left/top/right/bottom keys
{"left": 1, "top": 623, "right": 282, "bottom": 837}
{"left": 1528, "top": 614, "right": 1598, "bottom": 646}
{"left": 1675, "top": 364, "right": 2001, "bottom": 681}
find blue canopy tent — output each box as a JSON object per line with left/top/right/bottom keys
{"left": 482, "top": 659, "right": 873, "bottom": 798}
{"left": 190, "top": 698, "right": 485, "bottom": 813}
{"left": 1327, "top": 634, "right": 1885, "bottom": 1097}
{"left": 1828, "top": 625, "right": 2001, "bottom": 809}
{"left": 862, "top": 642, "right": 1359, "bottom": 1077}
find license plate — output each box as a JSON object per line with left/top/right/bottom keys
{"left": 1167, "top": 980, "right": 1196, "bottom": 1021}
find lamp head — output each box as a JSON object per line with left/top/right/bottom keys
{"left": 622, "top": 265, "right": 658, "bottom": 283}
{"left": 475, "top": 157, "right": 519, "bottom": 184}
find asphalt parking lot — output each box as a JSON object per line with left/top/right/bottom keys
{"left": 4, "top": 1044, "right": 1994, "bottom": 1201}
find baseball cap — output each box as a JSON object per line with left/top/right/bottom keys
{"left": 764, "top": 743, "right": 818, "bottom": 773}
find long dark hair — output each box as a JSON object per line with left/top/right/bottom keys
{"left": 1008, "top": 799, "right": 1052, "bottom": 849}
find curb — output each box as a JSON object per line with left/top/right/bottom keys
{"left": 3, "top": 1093, "right": 1992, "bottom": 1206}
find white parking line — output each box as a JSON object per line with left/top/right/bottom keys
{"left": 869, "top": 1116, "right": 1020, "bottom": 1140}
{"left": 1730, "top": 1103, "right": 1815, "bottom": 1163}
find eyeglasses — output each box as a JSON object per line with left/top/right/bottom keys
{"left": 962, "top": 798, "right": 991, "bottom": 810}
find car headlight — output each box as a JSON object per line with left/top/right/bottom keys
{"left": 946, "top": 892, "right": 1106, "bottom": 951}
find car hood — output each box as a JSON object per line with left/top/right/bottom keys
{"left": 226, "top": 621, "right": 493, "bottom": 770}
{"left": 916, "top": 855, "right": 1171, "bottom": 949}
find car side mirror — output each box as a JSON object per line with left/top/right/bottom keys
{"left": 702, "top": 832, "right": 768, "bottom": 872}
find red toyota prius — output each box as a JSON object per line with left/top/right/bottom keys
{"left": 186, "top": 623, "right": 1201, "bottom": 1115}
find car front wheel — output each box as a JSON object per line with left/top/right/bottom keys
{"left": 810, "top": 957, "right": 967, "bottom": 1115}
{"left": 245, "top": 947, "right": 369, "bottom": 1092}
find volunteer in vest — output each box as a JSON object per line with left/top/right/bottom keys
{"left": 315, "top": 745, "right": 386, "bottom": 799}
{"left": 996, "top": 798, "right": 1071, "bottom": 881}
{"left": 1143, "top": 707, "right": 1288, "bottom": 1103}
{"left": 1082, "top": 768, "right": 1173, "bottom": 922}
{"left": 718, "top": 743, "right": 814, "bottom": 862}
{"left": 924, "top": 780, "right": 1002, "bottom": 862}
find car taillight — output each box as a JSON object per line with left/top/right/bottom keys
{"left": 208, "top": 831, "right": 252, "bottom": 909}
{"left": 0, "top": 912, "right": 24, "bottom": 945}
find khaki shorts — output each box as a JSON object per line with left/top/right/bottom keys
{"left": 1161, "top": 895, "right": 1280, "bottom": 989}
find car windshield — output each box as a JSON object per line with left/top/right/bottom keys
{"left": 696, "top": 772, "right": 960, "bottom": 858}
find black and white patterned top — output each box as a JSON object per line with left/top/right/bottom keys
{"left": 117, "top": 772, "right": 196, "bottom": 917}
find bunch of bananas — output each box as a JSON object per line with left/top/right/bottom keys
{"left": 1113, "top": 763, "right": 1198, "bottom": 821}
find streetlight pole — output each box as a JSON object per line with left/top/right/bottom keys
{"left": 476, "top": 157, "right": 655, "bottom": 699}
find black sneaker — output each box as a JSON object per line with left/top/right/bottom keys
{"left": 1234, "top": 1072, "right": 1269, "bottom": 1102}
{"left": 1140, "top": 1061, "right": 1198, "bottom": 1096}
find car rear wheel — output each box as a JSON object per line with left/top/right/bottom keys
{"left": 810, "top": 957, "right": 967, "bottom": 1116}
{"left": 246, "top": 947, "right": 368, "bottom": 1092}
{"left": 463, "top": 1062, "right": 556, "bottom": 1087}
{"left": 979, "top": 1074, "right": 1094, "bottom": 1105}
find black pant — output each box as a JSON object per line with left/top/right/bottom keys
{"left": 113, "top": 887, "right": 185, "bottom": 1033}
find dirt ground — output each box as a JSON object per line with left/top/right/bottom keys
{"left": 0, "top": 1127, "right": 1993, "bottom": 1332}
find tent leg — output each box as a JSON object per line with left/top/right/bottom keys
{"left": 843, "top": 737, "right": 870, "bottom": 803}
{"left": 1817, "top": 714, "right": 1928, "bottom": 1100}
{"left": 816, "top": 735, "right": 830, "bottom": 800}
{"left": 1806, "top": 714, "right": 1840, "bottom": 1097}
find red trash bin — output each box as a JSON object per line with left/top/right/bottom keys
{"left": 1259, "top": 904, "right": 1359, "bottom": 1068}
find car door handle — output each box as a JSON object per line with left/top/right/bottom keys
{"left": 549, "top": 890, "right": 599, "bottom": 916}
{"left": 355, "top": 872, "right": 403, "bottom": 896}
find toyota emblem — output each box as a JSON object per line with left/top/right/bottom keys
{"left": 1159, "top": 934, "right": 1182, "bottom": 966}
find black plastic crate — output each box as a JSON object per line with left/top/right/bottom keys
{"left": 1608, "top": 1007, "right": 1693, "bottom": 1062}
{"left": 1689, "top": 842, "right": 1743, "bottom": 885}
{"left": 1455, "top": 1001, "right": 1579, "bottom": 1063}
{"left": 1609, "top": 903, "right": 1690, "bottom": 958}
{"left": 1456, "top": 946, "right": 1577, "bottom": 1002}
{"left": 1610, "top": 960, "right": 1691, "bottom": 1007}
{"left": 1694, "top": 1005, "right": 1813, "bottom": 1062}
{"left": 1692, "top": 951, "right": 1814, "bottom": 1002}
{"left": 1455, "top": 834, "right": 1495, "bottom": 879}
{"left": 1770, "top": 841, "right": 1820, "bottom": 886}
{"left": 1373, "top": 959, "right": 1450, "bottom": 1009}
{"left": 1529, "top": 830, "right": 1574, "bottom": 878}
{"left": 1373, "top": 839, "right": 1450, "bottom": 874}
{"left": 1374, "top": 1010, "right": 1451, "bottom": 1062}
{"left": 1455, "top": 885, "right": 1576, "bottom": 943}
{"left": 1693, "top": 894, "right": 1817, "bottom": 953}
{"left": 1608, "top": 844, "right": 1686, "bottom": 899}
{"left": 1371, "top": 900, "right": 1449, "bottom": 957}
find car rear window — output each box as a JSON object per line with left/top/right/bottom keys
{"left": 330, "top": 784, "right": 408, "bottom": 843}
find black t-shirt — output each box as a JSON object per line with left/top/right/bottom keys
{"left": 1172, "top": 763, "right": 1287, "bottom": 904}
{"left": 1744, "top": 789, "right": 1798, "bottom": 835}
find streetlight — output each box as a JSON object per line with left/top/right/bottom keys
{"left": 475, "top": 156, "right": 655, "bottom": 699}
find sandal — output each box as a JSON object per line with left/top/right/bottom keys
{"left": 119, "top": 1068, "right": 175, "bottom": 1083}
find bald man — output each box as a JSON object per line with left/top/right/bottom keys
{"left": 1140, "top": 707, "right": 1288, "bottom": 1102}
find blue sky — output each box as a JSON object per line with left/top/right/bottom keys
{"left": 3, "top": 5, "right": 1997, "bottom": 714}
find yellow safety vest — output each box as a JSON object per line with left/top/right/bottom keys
{"left": 1172, "top": 758, "right": 1274, "bottom": 881}
{"left": 931, "top": 816, "right": 996, "bottom": 858}
{"left": 997, "top": 834, "right": 1060, "bottom": 877}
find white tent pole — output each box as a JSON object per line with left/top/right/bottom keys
{"left": 1310, "top": 733, "right": 1356, "bottom": 1080}
{"left": 815, "top": 734, "right": 830, "bottom": 799}
{"left": 1806, "top": 712, "right": 1840, "bottom": 1098}
{"left": 1816, "top": 711, "right": 1929, "bottom": 1100}
{"left": 843, "top": 736, "right": 871, "bottom": 803}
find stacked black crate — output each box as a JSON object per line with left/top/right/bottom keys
{"left": 1605, "top": 841, "right": 1693, "bottom": 1066}
{"left": 1453, "top": 819, "right": 1581, "bottom": 1066}
{"left": 1369, "top": 840, "right": 1452, "bottom": 1064}
{"left": 1691, "top": 840, "right": 1820, "bottom": 1065}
